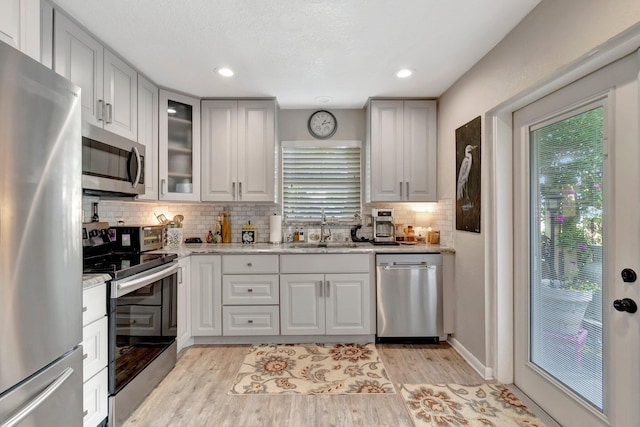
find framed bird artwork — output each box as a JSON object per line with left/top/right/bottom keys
{"left": 455, "top": 116, "right": 481, "bottom": 233}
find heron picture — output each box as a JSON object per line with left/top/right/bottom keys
{"left": 455, "top": 116, "right": 481, "bottom": 232}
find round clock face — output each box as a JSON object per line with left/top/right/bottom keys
{"left": 308, "top": 110, "right": 337, "bottom": 139}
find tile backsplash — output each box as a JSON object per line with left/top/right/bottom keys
{"left": 83, "top": 197, "right": 454, "bottom": 246}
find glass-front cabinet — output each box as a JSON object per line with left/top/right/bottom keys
{"left": 159, "top": 89, "right": 201, "bottom": 201}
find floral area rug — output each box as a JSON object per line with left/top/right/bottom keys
{"left": 399, "top": 383, "right": 546, "bottom": 426}
{"left": 228, "top": 343, "right": 395, "bottom": 395}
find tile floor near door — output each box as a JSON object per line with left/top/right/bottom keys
{"left": 121, "top": 343, "right": 530, "bottom": 426}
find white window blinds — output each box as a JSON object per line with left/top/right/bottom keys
{"left": 282, "top": 141, "right": 362, "bottom": 221}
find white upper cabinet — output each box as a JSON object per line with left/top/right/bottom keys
{"left": 137, "top": 75, "right": 159, "bottom": 200}
{"left": 0, "top": 0, "right": 40, "bottom": 61}
{"left": 159, "top": 89, "right": 201, "bottom": 201}
{"left": 201, "top": 99, "right": 276, "bottom": 202}
{"left": 368, "top": 99, "right": 437, "bottom": 202}
{"left": 53, "top": 11, "right": 137, "bottom": 141}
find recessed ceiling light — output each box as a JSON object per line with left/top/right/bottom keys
{"left": 315, "top": 96, "right": 332, "bottom": 103}
{"left": 395, "top": 68, "right": 414, "bottom": 78}
{"left": 167, "top": 107, "right": 177, "bottom": 114}
{"left": 215, "top": 67, "right": 234, "bottom": 77}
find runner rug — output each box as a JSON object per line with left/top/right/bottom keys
{"left": 229, "top": 343, "right": 395, "bottom": 395}
{"left": 399, "top": 383, "right": 546, "bottom": 426}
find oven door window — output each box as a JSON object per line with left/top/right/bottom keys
{"left": 111, "top": 273, "right": 176, "bottom": 393}
{"left": 82, "top": 137, "right": 144, "bottom": 185}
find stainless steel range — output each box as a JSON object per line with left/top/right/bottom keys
{"left": 83, "top": 222, "right": 178, "bottom": 427}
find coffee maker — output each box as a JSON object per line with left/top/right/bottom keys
{"left": 372, "top": 208, "right": 397, "bottom": 244}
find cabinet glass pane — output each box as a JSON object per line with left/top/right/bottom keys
{"left": 167, "top": 100, "right": 193, "bottom": 193}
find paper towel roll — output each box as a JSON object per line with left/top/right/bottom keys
{"left": 269, "top": 214, "right": 282, "bottom": 243}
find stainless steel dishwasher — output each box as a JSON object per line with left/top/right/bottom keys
{"left": 376, "top": 253, "right": 443, "bottom": 342}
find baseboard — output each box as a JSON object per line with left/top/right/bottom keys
{"left": 192, "top": 335, "right": 376, "bottom": 345}
{"left": 448, "top": 337, "right": 494, "bottom": 380}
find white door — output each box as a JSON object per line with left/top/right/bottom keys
{"left": 54, "top": 11, "right": 103, "bottom": 128}
{"left": 103, "top": 48, "right": 137, "bottom": 141}
{"left": 325, "top": 273, "right": 370, "bottom": 335}
{"left": 513, "top": 52, "right": 640, "bottom": 426}
{"left": 280, "top": 274, "right": 325, "bottom": 335}
{"left": 201, "top": 99, "right": 237, "bottom": 202}
{"left": 369, "top": 100, "right": 404, "bottom": 201}
{"left": 190, "top": 255, "right": 221, "bottom": 336}
{"left": 237, "top": 100, "right": 275, "bottom": 202}
{"left": 403, "top": 100, "right": 437, "bottom": 201}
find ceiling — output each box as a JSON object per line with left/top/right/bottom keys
{"left": 54, "top": 0, "right": 541, "bottom": 109}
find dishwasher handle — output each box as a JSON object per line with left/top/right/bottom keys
{"left": 381, "top": 262, "right": 435, "bottom": 271}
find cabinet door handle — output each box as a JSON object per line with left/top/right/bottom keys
{"left": 83, "top": 410, "right": 89, "bottom": 417}
{"left": 232, "top": 182, "right": 236, "bottom": 200}
{"left": 406, "top": 182, "right": 409, "bottom": 199}
{"left": 178, "top": 267, "right": 183, "bottom": 284}
{"left": 326, "top": 280, "right": 330, "bottom": 297}
{"left": 247, "top": 288, "right": 253, "bottom": 293}
{"left": 105, "top": 103, "right": 113, "bottom": 124}
{"left": 247, "top": 262, "right": 253, "bottom": 267}
{"left": 399, "top": 181, "right": 403, "bottom": 199}
{"left": 161, "top": 179, "right": 166, "bottom": 196}
{"left": 97, "top": 100, "right": 104, "bottom": 121}
{"left": 319, "top": 280, "right": 323, "bottom": 297}
{"left": 247, "top": 319, "right": 254, "bottom": 324}
{"left": 239, "top": 182, "right": 242, "bottom": 200}
{"left": 82, "top": 306, "right": 88, "bottom": 313}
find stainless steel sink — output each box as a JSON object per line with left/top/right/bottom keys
{"left": 288, "top": 242, "right": 359, "bottom": 249}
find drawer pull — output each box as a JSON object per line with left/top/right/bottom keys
{"left": 247, "top": 288, "right": 253, "bottom": 293}
{"left": 247, "top": 319, "right": 254, "bottom": 324}
{"left": 82, "top": 353, "right": 88, "bottom": 360}
{"left": 83, "top": 410, "right": 89, "bottom": 417}
{"left": 82, "top": 306, "right": 88, "bottom": 313}
{"left": 247, "top": 262, "right": 253, "bottom": 267}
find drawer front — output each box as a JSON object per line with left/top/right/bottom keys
{"left": 280, "top": 254, "right": 370, "bottom": 273}
{"left": 83, "top": 284, "right": 107, "bottom": 326}
{"left": 223, "top": 275, "right": 279, "bottom": 305}
{"left": 223, "top": 255, "right": 279, "bottom": 274}
{"left": 83, "top": 367, "right": 108, "bottom": 427}
{"left": 222, "top": 306, "right": 280, "bottom": 336}
{"left": 82, "top": 317, "right": 108, "bottom": 382}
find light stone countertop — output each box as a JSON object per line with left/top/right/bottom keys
{"left": 155, "top": 242, "right": 454, "bottom": 256}
{"left": 82, "top": 273, "right": 111, "bottom": 289}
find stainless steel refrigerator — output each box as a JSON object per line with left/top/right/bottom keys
{"left": 0, "top": 41, "right": 83, "bottom": 426}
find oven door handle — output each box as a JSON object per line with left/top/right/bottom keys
{"left": 111, "top": 262, "right": 179, "bottom": 298}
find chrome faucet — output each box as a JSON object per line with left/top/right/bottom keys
{"left": 320, "top": 208, "right": 331, "bottom": 243}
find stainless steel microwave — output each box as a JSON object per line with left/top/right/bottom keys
{"left": 81, "top": 124, "right": 145, "bottom": 197}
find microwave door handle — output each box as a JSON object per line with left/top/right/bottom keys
{"left": 131, "top": 146, "right": 142, "bottom": 187}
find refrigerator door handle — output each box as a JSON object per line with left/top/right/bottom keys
{"left": 1, "top": 367, "right": 74, "bottom": 427}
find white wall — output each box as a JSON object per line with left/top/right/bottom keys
{"left": 438, "top": 0, "right": 640, "bottom": 366}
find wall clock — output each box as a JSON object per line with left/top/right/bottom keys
{"left": 308, "top": 110, "right": 337, "bottom": 139}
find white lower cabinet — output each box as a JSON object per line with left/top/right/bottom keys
{"left": 221, "top": 254, "right": 280, "bottom": 336}
{"left": 177, "top": 257, "right": 192, "bottom": 350}
{"left": 82, "top": 282, "right": 108, "bottom": 427}
{"left": 280, "top": 273, "right": 371, "bottom": 335}
{"left": 280, "top": 254, "right": 372, "bottom": 336}
{"left": 190, "top": 255, "right": 222, "bottom": 336}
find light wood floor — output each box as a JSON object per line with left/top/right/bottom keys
{"left": 123, "top": 343, "right": 485, "bottom": 427}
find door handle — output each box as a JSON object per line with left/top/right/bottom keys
{"left": 232, "top": 182, "right": 236, "bottom": 200}
{"left": 97, "top": 99, "right": 104, "bottom": 121}
{"left": 131, "top": 146, "right": 142, "bottom": 188}
{"left": 613, "top": 298, "right": 637, "bottom": 313}
{"left": 239, "top": 182, "right": 243, "bottom": 200}
{"left": 161, "top": 179, "right": 166, "bottom": 195}
{"left": 399, "top": 181, "right": 403, "bottom": 199}
{"left": 325, "top": 280, "right": 330, "bottom": 297}
{"left": 406, "top": 182, "right": 409, "bottom": 198}
{"left": 319, "top": 280, "right": 323, "bottom": 297}
{"left": 105, "top": 103, "right": 113, "bottom": 124}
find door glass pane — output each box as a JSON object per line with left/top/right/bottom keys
{"left": 167, "top": 100, "right": 193, "bottom": 193}
{"left": 530, "top": 106, "right": 603, "bottom": 410}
